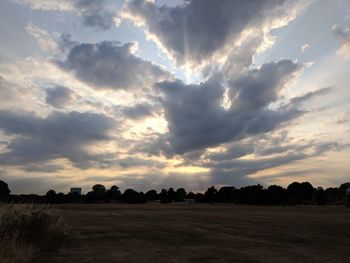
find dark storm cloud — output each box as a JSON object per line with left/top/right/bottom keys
{"left": 45, "top": 85, "right": 74, "bottom": 108}
{"left": 0, "top": 110, "right": 115, "bottom": 170}
{"left": 58, "top": 41, "right": 171, "bottom": 90}
{"left": 123, "top": 0, "right": 297, "bottom": 66}
{"left": 157, "top": 60, "right": 302, "bottom": 154}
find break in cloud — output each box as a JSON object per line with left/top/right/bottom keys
{"left": 0, "top": 0, "right": 349, "bottom": 193}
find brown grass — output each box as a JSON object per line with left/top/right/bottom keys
{"left": 37, "top": 204, "right": 350, "bottom": 263}
{"left": 0, "top": 204, "right": 65, "bottom": 263}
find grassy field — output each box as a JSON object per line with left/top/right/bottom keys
{"left": 37, "top": 204, "right": 350, "bottom": 263}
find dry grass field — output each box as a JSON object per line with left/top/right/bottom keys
{"left": 37, "top": 204, "right": 350, "bottom": 263}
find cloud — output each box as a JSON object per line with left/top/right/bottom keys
{"left": 25, "top": 23, "right": 59, "bottom": 53}
{"left": 157, "top": 60, "right": 303, "bottom": 154}
{"left": 16, "top": 0, "right": 73, "bottom": 11}
{"left": 209, "top": 142, "right": 340, "bottom": 175}
{"left": 0, "top": 110, "right": 116, "bottom": 170}
{"left": 122, "top": 0, "right": 304, "bottom": 68}
{"left": 199, "top": 133, "right": 343, "bottom": 186}
{"left": 333, "top": 22, "right": 350, "bottom": 58}
{"left": 0, "top": 75, "right": 31, "bottom": 110}
{"left": 45, "top": 85, "right": 75, "bottom": 108}
{"left": 17, "top": 0, "right": 117, "bottom": 31}
{"left": 289, "top": 87, "right": 333, "bottom": 105}
{"left": 75, "top": 0, "right": 116, "bottom": 31}
{"left": 0, "top": 75, "right": 18, "bottom": 104}
{"left": 57, "top": 41, "right": 171, "bottom": 91}
{"left": 119, "top": 103, "right": 155, "bottom": 120}
{"left": 230, "top": 60, "right": 301, "bottom": 111}
{"left": 301, "top": 43, "right": 310, "bottom": 53}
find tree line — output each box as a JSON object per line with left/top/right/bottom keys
{"left": 0, "top": 180, "right": 349, "bottom": 206}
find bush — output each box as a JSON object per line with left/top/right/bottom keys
{"left": 0, "top": 204, "right": 65, "bottom": 262}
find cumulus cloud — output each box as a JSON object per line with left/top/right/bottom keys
{"left": 122, "top": 0, "right": 304, "bottom": 68}
{"left": 157, "top": 60, "right": 302, "bottom": 154}
{"left": 45, "top": 85, "right": 75, "bottom": 108}
{"left": 0, "top": 110, "right": 116, "bottom": 170}
{"left": 18, "top": 0, "right": 117, "bottom": 31}
{"left": 57, "top": 41, "right": 171, "bottom": 91}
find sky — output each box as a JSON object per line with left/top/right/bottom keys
{"left": 0, "top": 0, "right": 349, "bottom": 194}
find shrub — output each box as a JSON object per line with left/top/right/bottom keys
{"left": 0, "top": 204, "right": 65, "bottom": 262}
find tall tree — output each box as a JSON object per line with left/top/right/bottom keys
{"left": 0, "top": 180, "right": 10, "bottom": 201}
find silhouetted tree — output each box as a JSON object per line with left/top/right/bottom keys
{"left": 216, "top": 186, "right": 236, "bottom": 203}
{"left": 85, "top": 184, "right": 106, "bottom": 202}
{"left": 325, "top": 187, "right": 340, "bottom": 203}
{"left": 287, "top": 182, "right": 314, "bottom": 204}
{"left": 122, "top": 189, "right": 146, "bottom": 203}
{"left": 346, "top": 191, "right": 350, "bottom": 208}
{"left": 45, "top": 189, "right": 57, "bottom": 203}
{"left": 339, "top": 183, "right": 350, "bottom": 200}
{"left": 167, "top": 188, "right": 176, "bottom": 202}
{"left": 146, "top": 190, "right": 158, "bottom": 201}
{"left": 110, "top": 185, "right": 121, "bottom": 198}
{"left": 266, "top": 185, "right": 288, "bottom": 205}
{"left": 313, "top": 187, "right": 328, "bottom": 205}
{"left": 160, "top": 188, "right": 170, "bottom": 203}
{"left": 237, "top": 184, "right": 266, "bottom": 205}
{"left": 56, "top": 192, "right": 66, "bottom": 203}
{"left": 92, "top": 184, "right": 106, "bottom": 195}
{"left": 204, "top": 186, "right": 217, "bottom": 203}
{"left": 175, "top": 188, "right": 186, "bottom": 202}
{"left": 67, "top": 192, "right": 82, "bottom": 203}
{"left": 0, "top": 180, "right": 10, "bottom": 201}
{"left": 104, "top": 185, "right": 121, "bottom": 202}
{"left": 186, "top": 192, "right": 196, "bottom": 200}
{"left": 300, "top": 182, "right": 314, "bottom": 201}
{"left": 194, "top": 193, "right": 205, "bottom": 203}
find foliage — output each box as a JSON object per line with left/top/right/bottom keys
{"left": 0, "top": 180, "right": 11, "bottom": 201}
{"left": 2, "top": 179, "right": 350, "bottom": 206}
{"left": 0, "top": 204, "right": 65, "bottom": 263}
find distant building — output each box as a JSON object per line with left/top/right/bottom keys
{"left": 70, "top": 187, "right": 82, "bottom": 195}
